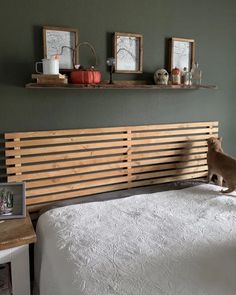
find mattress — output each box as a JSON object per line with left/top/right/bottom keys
{"left": 34, "top": 184, "right": 236, "bottom": 295}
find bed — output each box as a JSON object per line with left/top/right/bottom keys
{"left": 5, "top": 120, "right": 234, "bottom": 294}
{"left": 34, "top": 183, "right": 236, "bottom": 295}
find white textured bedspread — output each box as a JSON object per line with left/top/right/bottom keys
{"left": 34, "top": 184, "right": 236, "bottom": 295}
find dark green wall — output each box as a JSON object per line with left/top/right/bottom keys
{"left": 0, "top": 0, "right": 235, "bottom": 155}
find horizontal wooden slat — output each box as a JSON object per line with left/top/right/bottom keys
{"left": 5, "top": 141, "right": 129, "bottom": 157}
{"left": 7, "top": 148, "right": 207, "bottom": 174}
{"left": 27, "top": 161, "right": 207, "bottom": 189}
{"left": 131, "top": 171, "right": 207, "bottom": 188}
{"left": 7, "top": 162, "right": 128, "bottom": 182}
{"left": 26, "top": 171, "right": 207, "bottom": 206}
{"left": 129, "top": 121, "right": 218, "bottom": 131}
{"left": 27, "top": 183, "right": 130, "bottom": 205}
{"left": 6, "top": 134, "right": 212, "bottom": 157}
{"left": 5, "top": 127, "right": 129, "bottom": 139}
{"left": 131, "top": 147, "right": 208, "bottom": 160}
{"left": 27, "top": 169, "right": 128, "bottom": 189}
{"left": 5, "top": 121, "right": 218, "bottom": 140}
{"left": 7, "top": 157, "right": 208, "bottom": 183}
{"left": 7, "top": 155, "right": 128, "bottom": 174}
{"left": 131, "top": 165, "right": 208, "bottom": 181}
{"left": 132, "top": 153, "right": 207, "bottom": 167}
{"left": 131, "top": 141, "right": 208, "bottom": 152}
{"left": 26, "top": 176, "right": 129, "bottom": 197}
{"left": 6, "top": 142, "right": 208, "bottom": 166}
{"left": 131, "top": 128, "right": 218, "bottom": 138}
{"left": 132, "top": 159, "right": 208, "bottom": 174}
{"left": 132, "top": 135, "right": 216, "bottom": 146}
{"left": 5, "top": 127, "right": 218, "bottom": 148}
{"left": 5, "top": 133, "right": 128, "bottom": 148}
{"left": 6, "top": 148, "right": 128, "bottom": 165}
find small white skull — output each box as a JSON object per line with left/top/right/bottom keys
{"left": 154, "top": 69, "right": 169, "bottom": 85}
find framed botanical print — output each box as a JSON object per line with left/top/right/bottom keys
{"left": 169, "top": 37, "right": 195, "bottom": 72}
{"left": 43, "top": 26, "right": 79, "bottom": 71}
{"left": 113, "top": 32, "right": 143, "bottom": 73}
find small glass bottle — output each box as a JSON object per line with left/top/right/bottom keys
{"left": 181, "top": 67, "right": 187, "bottom": 84}
{"left": 182, "top": 67, "right": 192, "bottom": 86}
{"left": 191, "top": 62, "right": 202, "bottom": 85}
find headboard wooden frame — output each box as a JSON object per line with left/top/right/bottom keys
{"left": 4, "top": 121, "right": 218, "bottom": 212}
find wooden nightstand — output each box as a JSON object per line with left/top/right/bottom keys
{"left": 0, "top": 213, "right": 36, "bottom": 295}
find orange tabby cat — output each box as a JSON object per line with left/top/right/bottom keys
{"left": 207, "top": 137, "right": 236, "bottom": 193}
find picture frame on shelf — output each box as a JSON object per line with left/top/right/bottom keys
{"left": 168, "top": 37, "right": 195, "bottom": 72}
{"left": 113, "top": 32, "right": 143, "bottom": 73}
{"left": 43, "top": 26, "right": 79, "bottom": 71}
{"left": 0, "top": 183, "right": 26, "bottom": 220}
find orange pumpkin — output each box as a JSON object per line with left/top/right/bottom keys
{"left": 70, "top": 68, "right": 101, "bottom": 84}
{"left": 70, "top": 42, "right": 102, "bottom": 85}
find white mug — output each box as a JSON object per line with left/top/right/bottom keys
{"left": 35, "top": 58, "right": 59, "bottom": 75}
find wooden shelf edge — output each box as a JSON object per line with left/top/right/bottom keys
{"left": 0, "top": 213, "right": 36, "bottom": 250}
{"left": 25, "top": 83, "right": 218, "bottom": 90}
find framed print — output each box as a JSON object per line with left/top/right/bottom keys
{"left": 0, "top": 182, "right": 26, "bottom": 220}
{"left": 113, "top": 32, "right": 143, "bottom": 73}
{"left": 43, "top": 26, "right": 79, "bottom": 71}
{"left": 169, "top": 37, "right": 195, "bottom": 72}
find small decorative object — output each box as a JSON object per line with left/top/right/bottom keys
{"left": 113, "top": 32, "right": 143, "bottom": 73}
{"left": 181, "top": 67, "right": 187, "bottom": 84}
{"left": 154, "top": 68, "right": 169, "bottom": 85}
{"left": 0, "top": 189, "right": 13, "bottom": 216}
{"left": 171, "top": 67, "right": 181, "bottom": 85}
{"left": 43, "top": 26, "right": 79, "bottom": 70}
{"left": 169, "top": 37, "right": 195, "bottom": 72}
{"left": 32, "top": 74, "right": 68, "bottom": 85}
{"left": 70, "top": 67, "right": 101, "bottom": 84}
{"left": 70, "top": 42, "right": 101, "bottom": 84}
{"left": 0, "top": 183, "right": 26, "bottom": 220}
{"left": 35, "top": 57, "right": 60, "bottom": 75}
{"left": 106, "top": 57, "right": 116, "bottom": 84}
{"left": 191, "top": 62, "right": 202, "bottom": 85}
{"left": 182, "top": 68, "right": 192, "bottom": 86}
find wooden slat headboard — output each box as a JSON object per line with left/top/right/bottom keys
{"left": 4, "top": 121, "right": 218, "bottom": 212}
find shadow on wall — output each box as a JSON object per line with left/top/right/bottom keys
{"left": 164, "top": 38, "right": 170, "bottom": 71}
{"left": 33, "top": 25, "right": 43, "bottom": 63}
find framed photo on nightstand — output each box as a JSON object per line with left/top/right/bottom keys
{"left": 0, "top": 183, "right": 26, "bottom": 220}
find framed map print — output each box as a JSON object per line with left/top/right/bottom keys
{"left": 43, "top": 26, "right": 79, "bottom": 71}
{"left": 169, "top": 37, "right": 195, "bottom": 72}
{"left": 113, "top": 32, "right": 143, "bottom": 73}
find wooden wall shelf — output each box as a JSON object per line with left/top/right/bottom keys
{"left": 25, "top": 83, "right": 217, "bottom": 90}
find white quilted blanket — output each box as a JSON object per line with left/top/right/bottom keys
{"left": 34, "top": 184, "right": 236, "bottom": 295}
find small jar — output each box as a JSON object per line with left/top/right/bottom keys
{"left": 191, "top": 62, "right": 202, "bottom": 85}
{"left": 171, "top": 67, "right": 181, "bottom": 85}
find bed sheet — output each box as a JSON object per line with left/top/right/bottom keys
{"left": 34, "top": 184, "right": 236, "bottom": 295}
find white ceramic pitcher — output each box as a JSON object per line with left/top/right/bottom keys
{"left": 35, "top": 58, "right": 59, "bottom": 75}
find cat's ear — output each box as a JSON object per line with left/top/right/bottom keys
{"left": 207, "top": 137, "right": 214, "bottom": 145}
{"left": 218, "top": 137, "right": 223, "bottom": 142}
